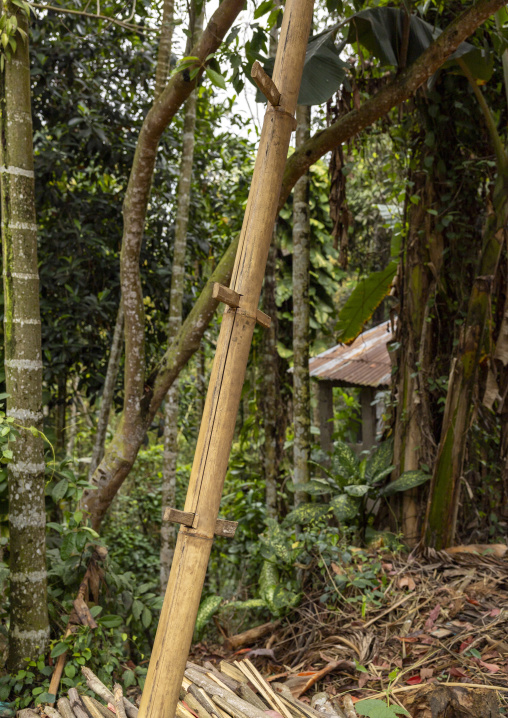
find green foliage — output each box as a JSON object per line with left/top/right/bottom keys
{"left": 194, "top": 595, "right": 223, "bottom": 639}
{"left": 286, "top": 440, "right": 430, "bottom": 537}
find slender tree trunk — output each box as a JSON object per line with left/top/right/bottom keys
{"left": 293, "top": 105, "right": 311, "bottom": 505}
{"left": 89, "top": 303, "right": 124, "bottom": 479}
{"left": 1, "top": 5, "right": 50, "bottom": 669}
{"left": 160, "top": 7, "right": 203, "bottom": 594}
{"left": 66, "top": 377, "right": 79, "bottom": 458}
{"left": 154, "top": 0, "right": 175, "bottom": 99}
{"left": 82, "top": 0, "right": 502, "bottom": 529}
{"left": 55, "top": 371, "right": 67, "bottom": 454}
{"left": 263, "top": 12, "right": 280, "bottom": 519}
{"left": 263, "top": 238, "right": 279, "bottom": 518}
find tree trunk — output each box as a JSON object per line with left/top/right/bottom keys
{"left": 1, "top": 4, "right": 50, "bottom": 669}
{"left": 55, "top": 371, "right": 67, "bottom": 454}
{"left": 392, "top": 169, "right": 441, "bottom": 545}
{"left": 160, "top": 7, "right": 202, "bottom": 594}
{"left": 424, "top": 179, "right": 507, "bottom": 547}
{"left": 263, "top": 238, "right": 279, "bottom": 518}
{"left": 263, "top": 12, "right": 280, "bottom": 519}
{"left": 423, "top": 66, "right": 508, "bottom": 548}
{"left": 89, "top": 303, "right": 124, "bottom": 479}
{"left": 82, "top": 0, "right": 503, "bottom": 530}
{"left": 293, "top": 105, "right": 311, "bottom": 505}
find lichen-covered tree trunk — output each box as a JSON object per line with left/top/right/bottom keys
{"left": 89, "top": 302, "right": 124, "bottom": 478}
{"left": 293, "top": 104, "right": 311, "bottom": 505}
{"left": 0, "top": 6, "right": 50, "bottom": 669}
{"left": 160, "top": 7, "right": 202, "bottom": 593}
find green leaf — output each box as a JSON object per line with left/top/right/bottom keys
{"left": 141, "top": 606, "right": 152, "bottom": 628}
{"left": 259, "top": 559, "right": 279, "bottom": 606}
{"left": 355, "top": 699, "right": 409, "bottom": 718}
{"left": 51, "top": 478, "right": 68, "bottom": 503}
{"left": 99, "top": 614, "right": 123, "bottom": 628}
{"left": 336, "top": 263, "right": 397, "bottom": 344}
{"left": 223, "top": 598, "right": 265, "bottom": 611}
{"left": 365, "top": 439, "right": 394, "bottom": 483}
{"left": 254, "top": 27, "right": 348, "bottom": 106}
{"left": 132, "top": 599, "right": 144, "bottom": 621}
{"left": 50, "top": 642, "right": 68, "bottom": 658}
{"left": 284, "top": 503, "right": 329, "bottom": 526}
{"left": 346, "top": 7, "right": 493, "bottom": 81}
{"left": 330, "top": 493, "right": 358, "bottom": 522}
{"left": 60, "top": 532, "right": 77, "bottom": 560}
{"left": 35, "top": 692, "right": 56, "bottom": 705}
{"left": 123, "top": 669, "right": 136, "bottom": 688}
{"left": 379, "top": 470, "right": 430, "bottom": 497}
{"left": 343, "top": 484, "right": 369, "bottom": 497}
{"left": 332, "top": 441, "right": 358, "bottom": 479}
{"left": 254, "top": 0, "right": 274, "bottom": 19}
{"left": 205, "top": 66, "right": 226, "bottom": 90}
{"left": 194, "top": 595, "right": 222, "bottom": 637}
{"left": 288, "top": 479, "right": 330, "bottom": 496}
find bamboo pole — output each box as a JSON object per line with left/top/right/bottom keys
{"left": 138, "top": 2, "right": 314, "bottom": 716}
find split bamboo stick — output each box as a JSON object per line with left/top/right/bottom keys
{"left": 137, "top": 2, "right": 314, "bottom": 717}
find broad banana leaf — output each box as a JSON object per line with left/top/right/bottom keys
{"left": 336, "top": 262, "right": 397, "bottom": 344}
{"left": 347, "top": 7, "right": 493, "bottom": 81}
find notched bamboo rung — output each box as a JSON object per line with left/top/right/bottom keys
{"left": 251, "top": 61, "right": 281, "bottom": 106}
{"left": 213, "top": 283, "right": 271, "bottom": 330}
{"left": 164, "top": 508, "right": 238, "bottom": 538}
{"left": 212, "top": 282, "right": 241, "bottom": 309}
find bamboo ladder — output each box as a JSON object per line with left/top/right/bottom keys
{"left": 138, "top": 1, "right": 315, "bottom": 716}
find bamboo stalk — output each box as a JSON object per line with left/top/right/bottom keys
{"left": 238, "top": 684, "right": 267, "bottom": 712}
{"left": 138, "top": 2, "right": 314, "bottom": 716}
{"left": 211, "top": 695, "right": 251, "bottom": 718}
{"left": 185, "top": 669, "right": 267, "bottom": 718}
{"left": 183, "top": 692, "right": 214, "bottom": 718}
{"left": 187, "top": 684, "right": 222, "bottom": 718}
{"left": 234, "top": 661, "right": 292, "bottom": 718}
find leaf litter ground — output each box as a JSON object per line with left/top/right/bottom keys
{"left": 33, "top": 546, "right": 508, "bottom": 718}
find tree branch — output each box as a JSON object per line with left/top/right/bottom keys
{"left": 279, "top": 0, "right": 506, "bottom": 209}
{"left": 120, "top": 0, "right": 244, "bottom": 427}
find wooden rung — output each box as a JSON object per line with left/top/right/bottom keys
{"left": 214, "top": 282, "right": 270, "bottom": 329}
{"left": 255, "top": 309, "right": 271, "bottom": 329}
{"left": 164, "top": 508, "right": 238, "bottom": 538}
{"left": 164, "top": 508, "right": 197, "bottom": 528}
{"left": 215, "top": 519, "right": 238, "bottom": 538}
{"left": 212, "top": 282, "right": 241, "bottom": 308}
{"left": 251, "top": 61, "right": 281, "bottom": 106}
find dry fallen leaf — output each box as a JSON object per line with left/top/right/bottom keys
{"left": 398, "top": 576, "right": 416, "bottom": 591}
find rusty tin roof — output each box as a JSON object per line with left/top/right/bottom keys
{"left": 309, "top": 320, "right": 394, "bottom": 388}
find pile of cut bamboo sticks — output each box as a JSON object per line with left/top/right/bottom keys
{"left": 31, "top": 659, "right": 359, "bottom": 718}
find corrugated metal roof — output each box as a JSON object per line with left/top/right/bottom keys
{"left": 309, "top": 320, "right": 394, "bottom": 388}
